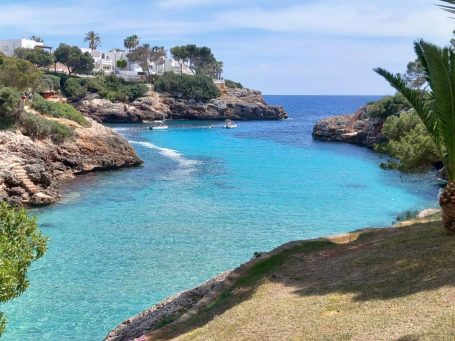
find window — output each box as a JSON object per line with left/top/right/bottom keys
{"left": 1, "top": 45, "right": 9, "bottom": 52}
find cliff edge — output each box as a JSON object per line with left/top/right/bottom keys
{"left": 0, "top": 117, "right": 142, "bottom": 206}
{"left": 76, "top": 88, "right": 287, "bottom": 123}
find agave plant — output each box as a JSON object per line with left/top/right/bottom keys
{"left": 375, "top": 40, "right": 455, "bottom": 233}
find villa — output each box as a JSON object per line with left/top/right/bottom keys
{"left": 1, "top": 38, "right": 212, "bottom": 82}
{"left": 0, "top": 38, "right": 49, "bottom": 56}
{"left": 81, "top": 48, "right": 194, "bottom": 79}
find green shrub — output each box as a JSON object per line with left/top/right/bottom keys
{"left": 0, "top": 87, "right": 22, "bottom": 129}
{"left": 37, "top": 74, "right": 61, "bottom": 93}
{"left": 225, "top": 79, "right": 243, "bottom": 89}
{"left": 375, "top": 111, "right": 439, "bottom": 172}
{"left": 31, "top": 95, "right": 88, "bottom": 126}
{"left": 367, "top": 93, "right": 411, "bottom": 119}
{"left": 21, "top": 113, "right": 74, "bottom": 143}
{"left": 63, "top": 78, "right": 87, "bottom": 100}
{"left": 79, "top": 75, "right": 147, "bottom": 102}
{"left": 116, "top": 60, "right": 127, "bottom": 69}
{"left": 0, "top": 56, "right": 43, "bottom": 91}
{"left": 0, "top": 202, "right": 47, "bottom": 336}
{"left": 155, "top": 72, "right": 220, "bottom": 101}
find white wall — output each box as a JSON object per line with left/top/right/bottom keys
{"left": 0, "top": 39, "right": 43, "bottom": 56}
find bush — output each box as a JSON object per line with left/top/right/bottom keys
{"left": 31, "top": 95, "right": 88, "bottom": 126}
{"left": 225, "top": 79, "right": 243, "bottom": 89}
{"left": 367, "top": 93, "right": 411, "bottom": 119}
{"left": 155, "top": 72, "right": 220, "bottom": 101}
{"left": 0, "top": 202, "right": 47, "bottom": 336}
{"left": 37, "top": 74, "right": 61, "bottom": 93}
{"left": 21, "top": 113, "right": 74, "bottom": 143}
{"left": 63, "top": 78, "right": 87, "bottom": 100}
{"left": 0, "top": 87, "right": 22, "bottom": 129}
{"left": 116, "top": 60, "right": 127, "bottom": 69}
{"left": 66, "top": 75, "right": 148, "bottom": 102}
{"left": 375, "top": 111, "right": 439, "bottom": 172}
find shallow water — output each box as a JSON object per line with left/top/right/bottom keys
{"left": 2, "top": 96, "right": 439, "bottom": 340}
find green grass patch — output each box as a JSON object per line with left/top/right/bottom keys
{"left": 31, "top": 95, "right": 89, "bottom": 126}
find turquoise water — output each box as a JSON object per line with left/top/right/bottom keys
{"left": 2, "top": 96, "right": 439, "bottom": 340}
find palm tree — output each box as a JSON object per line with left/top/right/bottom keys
{"left": 123, "top": 35, "right": 140, "bottom": 51}
{"left": 84, "top": 31, "right": 101, "bottom": 50}
{"left": 375, "top": 40, "right": 455, "bottom": 233}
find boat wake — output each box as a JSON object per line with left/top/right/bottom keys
{"left": 129, "top": 141, "right": 199, "bottom": 169}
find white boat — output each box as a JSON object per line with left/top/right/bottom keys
{"left": 149, "top": 121, "right": 168, "bottom": 130}
{"left": 224, "top": 119, "right": 237, "bottom": 129}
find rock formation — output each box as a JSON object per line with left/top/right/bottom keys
{"left": 76, "top": 88, "right": 287, "bottom": 123}
{"left": 0, "top": 118, "right": 142, "bottom": 206}
{"left": 312, "top": 106, "right": 386, "bottom": 148}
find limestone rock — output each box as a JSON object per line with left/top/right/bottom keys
{"left": 0, "top": 118, "right": 142, "bottom": 206}
{"left": 75, "top": 88, "right": 287, "bottom": 123}
{"left": 312, "top": 106, "right": 386, "bottom": 148}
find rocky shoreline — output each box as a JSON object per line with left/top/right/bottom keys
{"left": 312, "top": 106, "right": 386, "bottom": 148}
{"left": 0, "top": 118, "right": 142, "bottom": 206}
{"left": 76, "top": 88, "right": 287, "bottom": 123}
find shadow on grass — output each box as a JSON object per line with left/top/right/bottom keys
{"left": 149, "top": 221, "right": 455, "bottom": 340}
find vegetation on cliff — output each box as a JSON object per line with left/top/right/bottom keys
{"left": 59, "top": 74, "right": 148, "bottom": 102}
{"left": 155, "top": 72, "right": 220, "bottom": 101}
{"left": 375, "top": 111, "right": 439, "bottom": 172}
{"left": 0, "top": 203, "right": 47, "bottom": 336}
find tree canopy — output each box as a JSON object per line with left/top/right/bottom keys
{"left": 0, "top": 202, "right": 47, "bottom": 336}
{"left": 127, "top": 45, "right": 167, "bottom": 75}
{"left": 170, "top": 44, "right": 223, "bottom": 78}
{"left": 0, "top": 55, "right": 43, "bottom": 91}
{"left": 14, "top": 47, "right": 55, "bottom": 69}
{"left": 54, "top": 44, "right": 94, "bottom": 75}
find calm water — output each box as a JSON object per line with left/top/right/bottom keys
{"left": 2, "top": 96, "right": 439, "bottom": 340}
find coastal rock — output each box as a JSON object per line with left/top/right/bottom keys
{"left": 0, "top": 118, "right": 142, "bottom": 206}
{"left": 312, "top": 106, "right": 386, "bottom": 148}
{"left": 104, "top": 272, "right": 231, "bottom": 341}
{"left": 76, "top": 88, "right": 287, "bottom": 123}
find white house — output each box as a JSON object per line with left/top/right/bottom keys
{"left": 0, "top": 38, "right": 45, "bottom": 56}
{"left": 81, "top": 47, "right": 194, "bottom": 78}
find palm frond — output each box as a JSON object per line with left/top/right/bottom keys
{"left": 374, "top": 67, "right": 448, "bottom": 171}
{"left": 439, "top": 0, "right": 455, "bottom": 15}
{"left": 416, "top": 41, "right": 455, "bottom": 176}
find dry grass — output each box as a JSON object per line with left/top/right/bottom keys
{"left": 143, "top": 220, "right": 455, "bottom": 341}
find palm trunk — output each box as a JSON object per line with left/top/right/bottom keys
{"left": 439, "top": 181, "right": 455, "bottom": 233}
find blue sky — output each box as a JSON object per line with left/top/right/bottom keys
{"left": 0, "top": 0, "right": 453, "bottom": 94}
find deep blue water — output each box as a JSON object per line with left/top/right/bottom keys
{"left": 2, "top": 96, "right": 439, "bottom": 340}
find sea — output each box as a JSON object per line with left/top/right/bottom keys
{"left": 1, "top": 96, "right": 440, "bottom": 340}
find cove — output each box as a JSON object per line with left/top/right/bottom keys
{"left": 2, "top": 96, "right": 439, "bottom": 340}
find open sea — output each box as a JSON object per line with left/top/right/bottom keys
{"left": 2, "top": 96, "right": 440, "bottom": 340}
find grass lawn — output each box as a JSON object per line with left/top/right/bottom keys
{"left": 145, "top": 219, "right": 455, "bottom": 341}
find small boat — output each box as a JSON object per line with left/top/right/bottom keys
{"left": 224, "top": 119, "right": 237, "bottom": 129}
{"left": 149, "top": 121, "right": 168, "bottom": 130}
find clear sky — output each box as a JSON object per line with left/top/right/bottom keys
{"left": 0, "top": 0, "right": 453, "bottom": 95}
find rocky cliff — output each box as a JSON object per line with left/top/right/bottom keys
{"left": 0, "top": 118, "right": 142, "bottom": 206}
{"left": 312, "top": 106, "right": 386, "bottom": 148}
{"left": 76, "top": 88, "right": 287, "bottom": 123}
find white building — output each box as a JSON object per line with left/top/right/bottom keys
{"left": 0, "top": 38, "right": 44, "bottom": 56}
{"left": 81, "top": 48, "right": 194, "bottom": 79}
